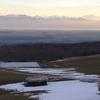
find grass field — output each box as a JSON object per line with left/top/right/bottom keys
{"left": 42, "top": 55, "right": 100, "bottom": 74}
{"left": 0, "top": 70, "right": 28, "bottom": 100}
{"left": 0, "top": 70, "right": 41, "bottom": 100}
{"left": 0, "top": 69, "right": 28, "bottom": 85}
{"left": 1, "top": 54, "right": 100, "bottom": 99}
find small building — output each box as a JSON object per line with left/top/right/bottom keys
{"left": 24, "top": 76, "right": 48, "bottom": 86}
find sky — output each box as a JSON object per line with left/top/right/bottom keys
{"left": 0, "top": 0, "right": 100, "bottom": 30}
{"left": 0, "top": 0, "right": 100, "bottom": 17}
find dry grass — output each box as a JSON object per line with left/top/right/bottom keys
{"left": 0, "top": 69, "right": 27, "bottom": 85}
{"left": 0, "top": 70, "right": 48, "bottom": 100}
{"left": 0, "top": 89, "right": 39, "bottom": 100}
{"left": 42, "top": 54, "right": 100, "bottom": 74}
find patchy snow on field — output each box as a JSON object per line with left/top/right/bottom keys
{"left": 0, "top": 62, "right": 40, "bottom": 68}
{"left": 17, "top": 68, "right": 75, "bottom": 75}
{"left": 16, "top": 68, "right": 98, "bottom": 82}
{"left": 16, "top": 67, "right": 99, "bottom": 83}
{"left": 0, "top": 80, "right": 100, "bottom": 100}
{"left": 17, "top": 67, "right": 84, "bottom": 78}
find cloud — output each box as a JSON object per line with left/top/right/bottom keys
{"left": 0, "top": 15, "right": 100, "bottom": 30}
{"left": 83, "top": 14, "right": 100, "bottom": 20}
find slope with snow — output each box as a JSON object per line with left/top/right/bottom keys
{"left": 0, "top": 80, "right": 100, "bottom": 100}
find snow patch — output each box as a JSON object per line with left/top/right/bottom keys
{"left": 0, "top": 62, "right": 40, "bottom": 68}
{"left": 0, "top": 81, "right": 100, "bottom": 100}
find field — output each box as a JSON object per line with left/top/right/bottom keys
{"left": 0, "top": 70, "right": 28, "bottom": 100}
{"left": 0, "top": 54, "right": 100, "bottom": 100}
{"left": 0, "top": 69, "right": 28, "bottom": 85}
{"left": 0, "top": 70, "right": 43, "bottom": 100}
{"left": 0, "top": 89, "right": 39, "bottom": 100}
{"left": 42, "top": 55, "right": 100, "bottom": 74}
{"left": 0, "top": 90, "right": 26, "bottom": 100}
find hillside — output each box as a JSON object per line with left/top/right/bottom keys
{"left": 42, "top": 55, "right": 100, "bottom": 74}
{"left": 0, "top": 42, "right": 100, "bottom": 61}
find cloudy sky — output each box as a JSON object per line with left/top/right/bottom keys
{"left": 0, "top": 0, "right": 100, "bottom": 17}
{"left": 0, "top": 0, "right": 100, "bottom": 30}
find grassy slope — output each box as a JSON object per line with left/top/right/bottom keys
{"left": 0, "top": 70, "right": 27, "bottom": 85}
{"left": 0, "top": 70, "right": 48, "bottom": 100}
{"left": 41, "top": 55, "right": 100, "bottom": 74}
{"left": 0, "top": 70, "right": 31, "bottom": 100}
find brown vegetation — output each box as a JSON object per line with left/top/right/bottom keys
{"left": 42, "top": 54, "right": 100, "bottom": 74}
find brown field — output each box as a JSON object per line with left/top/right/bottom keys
{"left": 0, "top": 69, "right": 28, "bottom": 85}
{"left": 41, "top": 54, "right": 100, "bottom": 74}
{"left": 0, "top": 70, "right": 47, "bottom": 100}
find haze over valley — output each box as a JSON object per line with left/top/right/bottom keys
{"left": 0, "top": 30, "right": 100, "bottom": 45}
